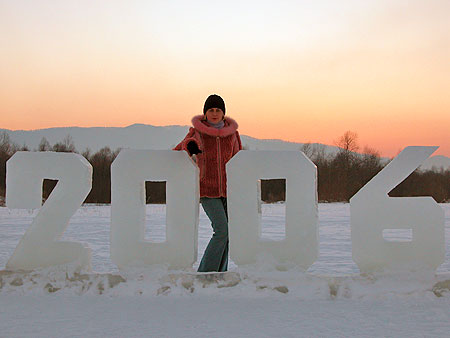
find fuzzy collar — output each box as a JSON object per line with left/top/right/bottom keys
{"left": 192, "top": 115, "right": 238, "bottom": 137}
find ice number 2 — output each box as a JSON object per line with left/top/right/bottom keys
{"left": 6, "top": 152, "right": 92, "bottom": 271}
{"left": 350, "top": 146, "right": 445, "bottom": 273}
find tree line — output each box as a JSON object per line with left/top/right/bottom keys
{"left": 299, "top": 131, "right": 450, "bottom": 203}
{"left": 0, "top": 131, "right": 449, "bottom": 205}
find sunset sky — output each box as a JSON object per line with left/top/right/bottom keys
{"left": 1, "top": 0, "right": 449, "bottom": 157}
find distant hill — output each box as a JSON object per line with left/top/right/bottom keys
{"left": 1, "top": 124, "right": 340, "bottom": 155}
{"left": 1, "top": 124, "right": 448, "bottom": 171}
{"left": 418, "top": 155, "right": 450, "bottom": 171}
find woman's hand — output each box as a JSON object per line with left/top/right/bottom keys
{"left": 187, "top": 141, "right": 202, "bottom": 156}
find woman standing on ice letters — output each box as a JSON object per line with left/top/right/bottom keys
{"left": 173, "top": 94, "right": 242, "bottom": 272}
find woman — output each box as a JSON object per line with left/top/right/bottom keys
{"left": 173, "top": 94, "right": 242, "bottom": 272}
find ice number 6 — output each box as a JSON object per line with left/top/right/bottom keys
{"left": 350, "top": 146, "right": 445, "bottom": 273}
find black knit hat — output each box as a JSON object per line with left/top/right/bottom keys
{"left": 203, "top": 94, "right": 226, "bottom": 115}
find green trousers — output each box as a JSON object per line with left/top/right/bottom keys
{"left": 197, "top": 197, "right": 229, "bottom": 272}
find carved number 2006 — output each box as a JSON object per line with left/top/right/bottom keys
{"left": 4, "top": 147, "right": 444, "bottom": 274}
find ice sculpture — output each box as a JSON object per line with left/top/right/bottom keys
{"left": 6, "top": 152, "right": 92, "bottom": 271}
{"left": 350, "top": 146, "right": 445, "bottom": 273}
{"left": 110, "top": 149, "right": 199, "bottom": 269}
{"left": 226, "top": 151, "right": 318, "bottom": 268}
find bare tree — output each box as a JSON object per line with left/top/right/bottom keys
{"left": 0, "top": 132, "right": 19, "bottom": 198}
{"left": 330, "top": 131, "right": 360, "bottom": 200}
{"left": 301, "top": 143, "right": 314, "bottom": 159}
{"left": 38, "top": 137, "right": 51, "bottom": 151}
{"left": 362, "top": 145, "right": 380, "bottom": 158}
{"left": 82, "top": 148, "right": 91, "bottom": 160}
{"left": 86, "top": 147, "right": 117, "bottom": 203}
{"left": 335, "top": 130, "right": 359, "bottom": 153}
{"left": 0, "top": 132, "right": 13, "bottom": 155}
{"left": 52, "top": 134, "right": 76, "bottom": 153}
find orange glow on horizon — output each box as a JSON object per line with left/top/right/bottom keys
{"left": 1, "top": 0, "right": 449, "bottom": 158}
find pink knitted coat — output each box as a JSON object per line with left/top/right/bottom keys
{"left": 173, "top": 115, "right": 242, "bottom": 197}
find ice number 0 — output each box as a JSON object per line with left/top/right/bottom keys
{"left": 110, "top": 150, "right": 199, "bottom": 269}
{"left": 226, "top": 151, "right": 318, "bottom": 269}
{"left": 5, "top": 152, "right": 92, "bottom": 271}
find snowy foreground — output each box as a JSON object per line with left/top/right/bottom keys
{"left": 1, "top": 203, "right": 450, "bottom": 337}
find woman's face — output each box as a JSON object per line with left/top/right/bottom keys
{"left": 205, "top": 108, "right": 224, "bottom": 124}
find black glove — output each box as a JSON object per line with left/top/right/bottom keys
{"left": 187, "top": 141, "right": 202, "bottom": 156}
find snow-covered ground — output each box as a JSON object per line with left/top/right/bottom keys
{"left": 1, "top": 203, "right": 450, "bottom": 337}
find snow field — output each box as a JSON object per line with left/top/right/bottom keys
{"left": 0, "top": 203, "right": 449, "bottom": 296}
{"left": 1, "top": 203, "right": 450, "bottom": 337}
